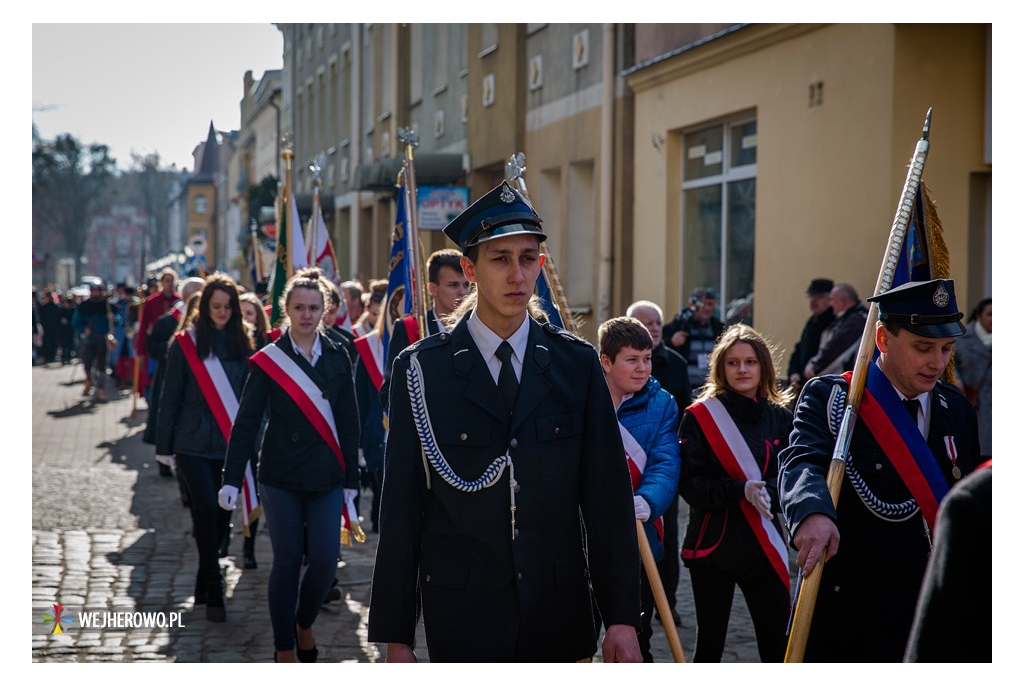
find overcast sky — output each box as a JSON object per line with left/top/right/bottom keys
{"left": 33, "top": 23, "right": 283, "bottom": 172}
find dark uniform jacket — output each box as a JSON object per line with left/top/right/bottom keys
{"left": 367, "top": 315, "right": 641, "bottom": 662}
{"left": 380, "top": 308, "right": 443, "bottom": 411}
{"left": 778, "top": 372, "right": 981, "bottom": 662}
{"left": 679, "top": 391, "right": 792, "bottom": 576}
{"left": 142, "top": 309, "right": 182, "bottom": 446}
{"left": 223, "top": 330, "right": 360, "bottom": 493}
{"left": 155, "top": 328, "right": 249, "bottom": 460}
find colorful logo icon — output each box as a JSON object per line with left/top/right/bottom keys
{"left": 42, "top": 604, "right": 73, "bottom": 635}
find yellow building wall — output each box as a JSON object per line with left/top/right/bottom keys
{"left": 630, "top": 23, "right": 986, "bottom": 365}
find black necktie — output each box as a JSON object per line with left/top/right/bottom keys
{"left": 495, "top": 341, "right": 519, "bottom": 412}
{"left": 903, "top": 398, "right": 921, "bottom": 422}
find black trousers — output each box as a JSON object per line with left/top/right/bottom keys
{"left": 688, "top": 563, "right": 790, "bottom": 663}
{"left": 176, "top": 454, "right": 232, "bottom": 605}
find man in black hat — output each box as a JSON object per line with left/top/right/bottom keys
{"left": 368, "top": 181, "right": 642, "bottom": 663}
{"left": 787, "top": 278, "right": 836, "bottom": 393}
{"left": 778, "top": 279, "right": 981, "bottom": 662}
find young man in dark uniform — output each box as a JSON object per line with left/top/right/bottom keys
{"left": 368, "top": 181, "right": 642, "bottom": 663}
{"left": 778, "top": 279, "right": 981, "bottom": 662}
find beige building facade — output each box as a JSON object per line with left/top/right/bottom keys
{"left": 627, "top": 23, "right": 991, "bottom": 357}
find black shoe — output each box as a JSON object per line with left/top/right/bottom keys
{"left": 243, "top": 553, "right": 257, "bottom": 569}
{"left": 671, "top": 608, "right": 682, "bottom": 627}
{"left": 295, "top": 626, "right": 318, "bottom": 663}
{"left": 206, "top": 605, "right": 226, "bottom": 622}
{"left": 322, "top": 577, "right": 341, "bottom": 604}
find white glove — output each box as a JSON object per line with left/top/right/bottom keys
{"left": 344, "top": 488, "right": 359, "bottom": 506}
{"left": 155, "top": 454, "right": 176, "bottom": 469}
{"left": 358, "top": 448, "right": 367, "bottom": 469}
{"left": 218, "top": 485, "right": 239, "bottom": 511}
{"left": 744, "top": 480, "right": 772, "bottom": 520}
{"left": 633, "top": 495, "right": 651, "bottom": 522}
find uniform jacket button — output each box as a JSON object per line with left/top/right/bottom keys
{"left": 509, "top": 438, "right": 519, "bottom": 449}
{"left": 425, "top": 574, "right": 431, "bottom": 583}
{"left": 516, "top": 572, "right": 523, "bottom": 582}
{"left": 875, "top": 463, "right": 883, "bottom": 471}
{"left": 460, "top": 433, "right": 468, "bottom": 441}
{"left": 554, "top": 427, "right": 560, "bottom": 435}
{"left": 291, "top": 433, "right": 300, "bottom": 442}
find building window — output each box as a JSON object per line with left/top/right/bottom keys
{"left": 680, "top": 114, "right": 757, "bottom": 324}
{"left": 194, "top": 195, "right": 208, "bottom": 215}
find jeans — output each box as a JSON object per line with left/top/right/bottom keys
{"left": 260, "top": 483, "right": 343, "bottom": 651}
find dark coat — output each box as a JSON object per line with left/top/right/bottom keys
{"left": 904, "top": 462, "right": 991, "bottom": 662}
{"left": 155, "top": 328, "right": 250, "bottom": 460}
{"left": 367, "top": 315, "right": 641, "bottom": 662}
{"left": 679, "top": 391, "right": 792, "bottom": 576}
{"left": 787, "top": 308, "right": 835, "bottom": 377}
{"left": 142, "top": 310, "right": 181, "bottom": 445}
{"left": 223, "top": 330, "right": 360, "bottom": 493}
{"left": 651, "top": 342, "right": 691, "bottom": 417}
{"left": 778, "top": 373, "right": 981, "bottom": 662}
{"left": 380, "top": 309, "right": 443, "bottom": 411}
{"left": 807, "top": 304, "right": 867, "bottom": 376}
{"left": 354, "top": 339, "right": 386, "bottom": 473}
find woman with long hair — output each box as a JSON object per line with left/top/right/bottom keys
{"left": 220, "top": 268, "right": 360, "bottom": 662}
{"left": 155, "top": 273, "right": 252, "bottom": 622}
{"left": 240, "top": 291, "right": 272, "bottom": 350}
{"left": 678, "top": 323, "right": 794, "bottom": 662}
{"left": 954, "top": 297, "right": 992, "bottom": 459}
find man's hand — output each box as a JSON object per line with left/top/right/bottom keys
{"left": 670, "top": 330, "right": 688, "bottom": 348}
{"left": 384, "top": 642, "right": 418, "bottom": 663}
{"left": 789, "top": 373, "right": 802, "bottom": 389}
{"left": 155, "top": 454, "right": 176, "bottom": 469}
{"left": 792, "top": 513, "right": 840, "bottom": 576}
{"left": 601, "top": 624, "right": 642, "bottom": 663}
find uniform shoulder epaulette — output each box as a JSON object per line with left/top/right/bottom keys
{"left": 542, "top": 321, "right": 593, "bottom": 349}
{"left": 400, "top": 330, "right": 451, "bottom": 356}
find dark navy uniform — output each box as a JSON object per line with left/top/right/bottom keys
{"left": 367, "top": 181, "right": 640, "bottom": 662}
{"left": 778, "top": 279, "right": 981, "bottom": 662}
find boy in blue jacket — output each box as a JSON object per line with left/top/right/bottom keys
{"left": 598, "top": 316, "right": 681, "bottom": 662}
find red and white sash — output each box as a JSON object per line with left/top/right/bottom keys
{"left": 618, "top": 421, "right": 664, "bottom": 542}
{"left": 250, "top": 344, "right": 344, "bottom": 467}
{"left": 354, "top": 330, "right": 384, "bottom": 392}
{"left": 175, "top": 330, "right": 261, "bottom": 533}
{"left": 688, "top": 397, "right": 790, "bottom": 590}
{"left": 250, "top": 342, "right": 364, "bottom": 543}
{"left": 170, "top": 300, "right": 185, "bottom": 322}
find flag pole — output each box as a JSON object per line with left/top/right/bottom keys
{"left": 636, "top": 520, "right": 687, "bottom": 662}
{"left": 504, "top": 153, "right": 578, "bottom": 335}
{"left": 398, "top": 127, "right": 427, "bottom": 339}
{"left": 785, "top": 108, "right": 934, "bottom": 662}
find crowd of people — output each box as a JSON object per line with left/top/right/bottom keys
{"left": 33, "top": 191, "right": 992, "bottom": 663}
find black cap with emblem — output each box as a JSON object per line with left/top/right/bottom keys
{"left": 868, "top": 278, "right": 967, "bottom": 338}
{"left": 442, "top": 181, "right": 546, "bottom": 252}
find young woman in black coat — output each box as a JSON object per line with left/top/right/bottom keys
{"left": 678, "top": 324, "right": 794, "bottom": 662}
{"left": 221, "top": 268, "right": 360, "bottom": 663}
{"left": 155, "top": 273, "right": 252, "bottom": 622}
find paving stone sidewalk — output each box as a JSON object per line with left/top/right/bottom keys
{"left": 32, "top": 363, "right": 779, "bottom": 663}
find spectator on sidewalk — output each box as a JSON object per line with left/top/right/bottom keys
{"left": 787, "top": 278, "right": 835, "bottom": 394}
{"left": 803, "top": 283, "right": 868, "bottom": 380}
{"left": 663, "top": 287, "right": 725, "bottom": 398}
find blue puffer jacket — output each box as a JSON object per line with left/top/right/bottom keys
{"left": 617, "top": 376, "right": 681, "bottom": 561}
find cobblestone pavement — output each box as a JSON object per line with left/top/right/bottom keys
{"left": 32, "top": 363, "right": 792, "bottom": 663}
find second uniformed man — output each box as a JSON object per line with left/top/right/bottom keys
{"left": 367, "top": 181, "right": 642, "bottom": 662}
